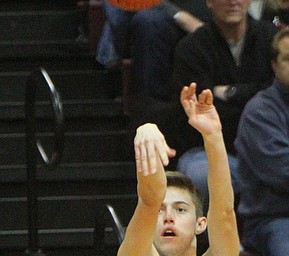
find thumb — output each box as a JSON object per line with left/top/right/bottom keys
{"left": 167, "top": 147, "right": 176, "bottom": 158}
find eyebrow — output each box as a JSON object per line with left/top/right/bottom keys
{"left": 161, "top": 201, "right": 190, "bottom": 207}
{"left": 174, "top": 201, "right": 189, "bottom": 205}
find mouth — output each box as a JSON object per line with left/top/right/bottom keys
{"left": 162, "top": 229, "right": 176, "bottom": 237}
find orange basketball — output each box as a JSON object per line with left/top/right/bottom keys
{"left": 108, "top": 0, "right": 162, "bottom": 11}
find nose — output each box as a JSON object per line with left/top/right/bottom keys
{"left": 163, "top": 208, "right": 175, "bottom": 224}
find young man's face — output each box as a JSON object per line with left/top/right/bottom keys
{"left": 272, "top": 36, "right": 289, "bottom": 88}
{"left": 153, "top": 187, "right": 206, "bottom": 256}
{"left": 207, "top": 0, "right": 251, "bottom": 26}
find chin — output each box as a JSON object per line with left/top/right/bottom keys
{"left": 156, "top": 241, "right": 190, "bottom": 256}
{"left": 226, "top": 16, "right": 243, "bottom": 24}
{"left": 157, "top": 246, "right": 180, "bottom": 256}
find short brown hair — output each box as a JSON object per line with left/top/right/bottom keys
{"left": 272, "top": 28, "right": 289, "bottom": 60}
{"left": 166, "top": 171, "right": 204, "bottom": 217}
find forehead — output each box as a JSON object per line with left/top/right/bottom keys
{"left": 163, "top": 187, "right": 194, "bottom": 206}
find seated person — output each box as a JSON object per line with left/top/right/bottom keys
{"left": 173, "top": 0, "right": 278, "bottom": 154}
{"left": 235, "top": 28, "right": 289, "bottom": 256}
{"left": 173, "top": 0, "right": 278, "bottom": 214}
{"left": 96, "top": 0, "right": 210, "bottom": 100}
{"left": 117, "top": 83, "right": 240, "bottom": 256}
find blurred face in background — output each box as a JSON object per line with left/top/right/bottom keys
{"left": 272, "top": 34, "right": 289, "bottom": 88}
{"left": 207, "top": 0, "right": 251, "bottom": 26}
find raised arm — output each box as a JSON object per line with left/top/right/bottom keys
{"left": 117, "top": 123, "right": 176, "bottom": 256}
{"left": 180, "top": 83, "right": 240, "bottom": 256}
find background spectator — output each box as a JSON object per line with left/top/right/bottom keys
{"left": 173, "top": 0, "right": 277, "bottom": 154}
{"left": 235, "top": 28, "right": 289, "bottom": 256}
{"left": 173, "top": 0, "right": 278, "bottom": 218}
{"left": 96, "top": 0, "right": 210, "bottom": 100}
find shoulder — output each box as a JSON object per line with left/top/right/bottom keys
{"left": 238, "top": 85, "right": 284, "bottom": 131}
{"left": 248, "top": 18, "right": 278, "bottom": 39}
{"left": 242, "top": 86, "right": 273, "bottom": 113}
{"left": 244, "top": 85, "right": 279, "bottom": 113}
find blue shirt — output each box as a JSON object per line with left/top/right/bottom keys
{"left": 235, "top": 79, "right": 289, "bottom": 218}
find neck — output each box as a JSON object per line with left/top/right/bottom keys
{"left": 158, "top": 249, "right": 196, "bottom": 256}
{"left": 157, "top": 239, "right": 197, "bottom": 256}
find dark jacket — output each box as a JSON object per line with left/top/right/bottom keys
{"left": 172, "top": 17, "right": 277, "bottom": 152}
{"left": 174, "top": 17, "right": 277, "bottom": 109}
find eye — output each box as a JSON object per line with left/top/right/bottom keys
{"left": 177, "top": 207, "right": 186, "bottom": 213}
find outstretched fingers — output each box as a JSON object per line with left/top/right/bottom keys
{"left": 134, "top": 143, "right": 142, "bottom": 174}
{"left": 135, "top": 139, "right": 154, "bottom": 176}
{"left": 198, "top": 89, "right": 213, "bottom": 106}
{"left": 187, "top": 83, "right": 197, "bottom": 100}
{"left": 180, "top": 83, "right": 197, "bottom": 107}
{"left": 146, "top": 139, "right": 157, "bottom": 175}
{"left": 135, "top": 141, "right": 148, "bottom": 176}
{"left": 180, "top": 86, "right": 189, "bottom": 110}
{"left": 134, "top": 126, "right": 175, "bottom": 176}
{"left": 147, "top": 137, "right": 176, "bottom": 173}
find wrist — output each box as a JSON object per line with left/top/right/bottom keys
{"left": 202, "top": 131, "right": 224, "bottom": 144}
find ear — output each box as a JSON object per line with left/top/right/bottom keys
{"left": 195, "top": 216, "right": 207, "bottom": 235}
